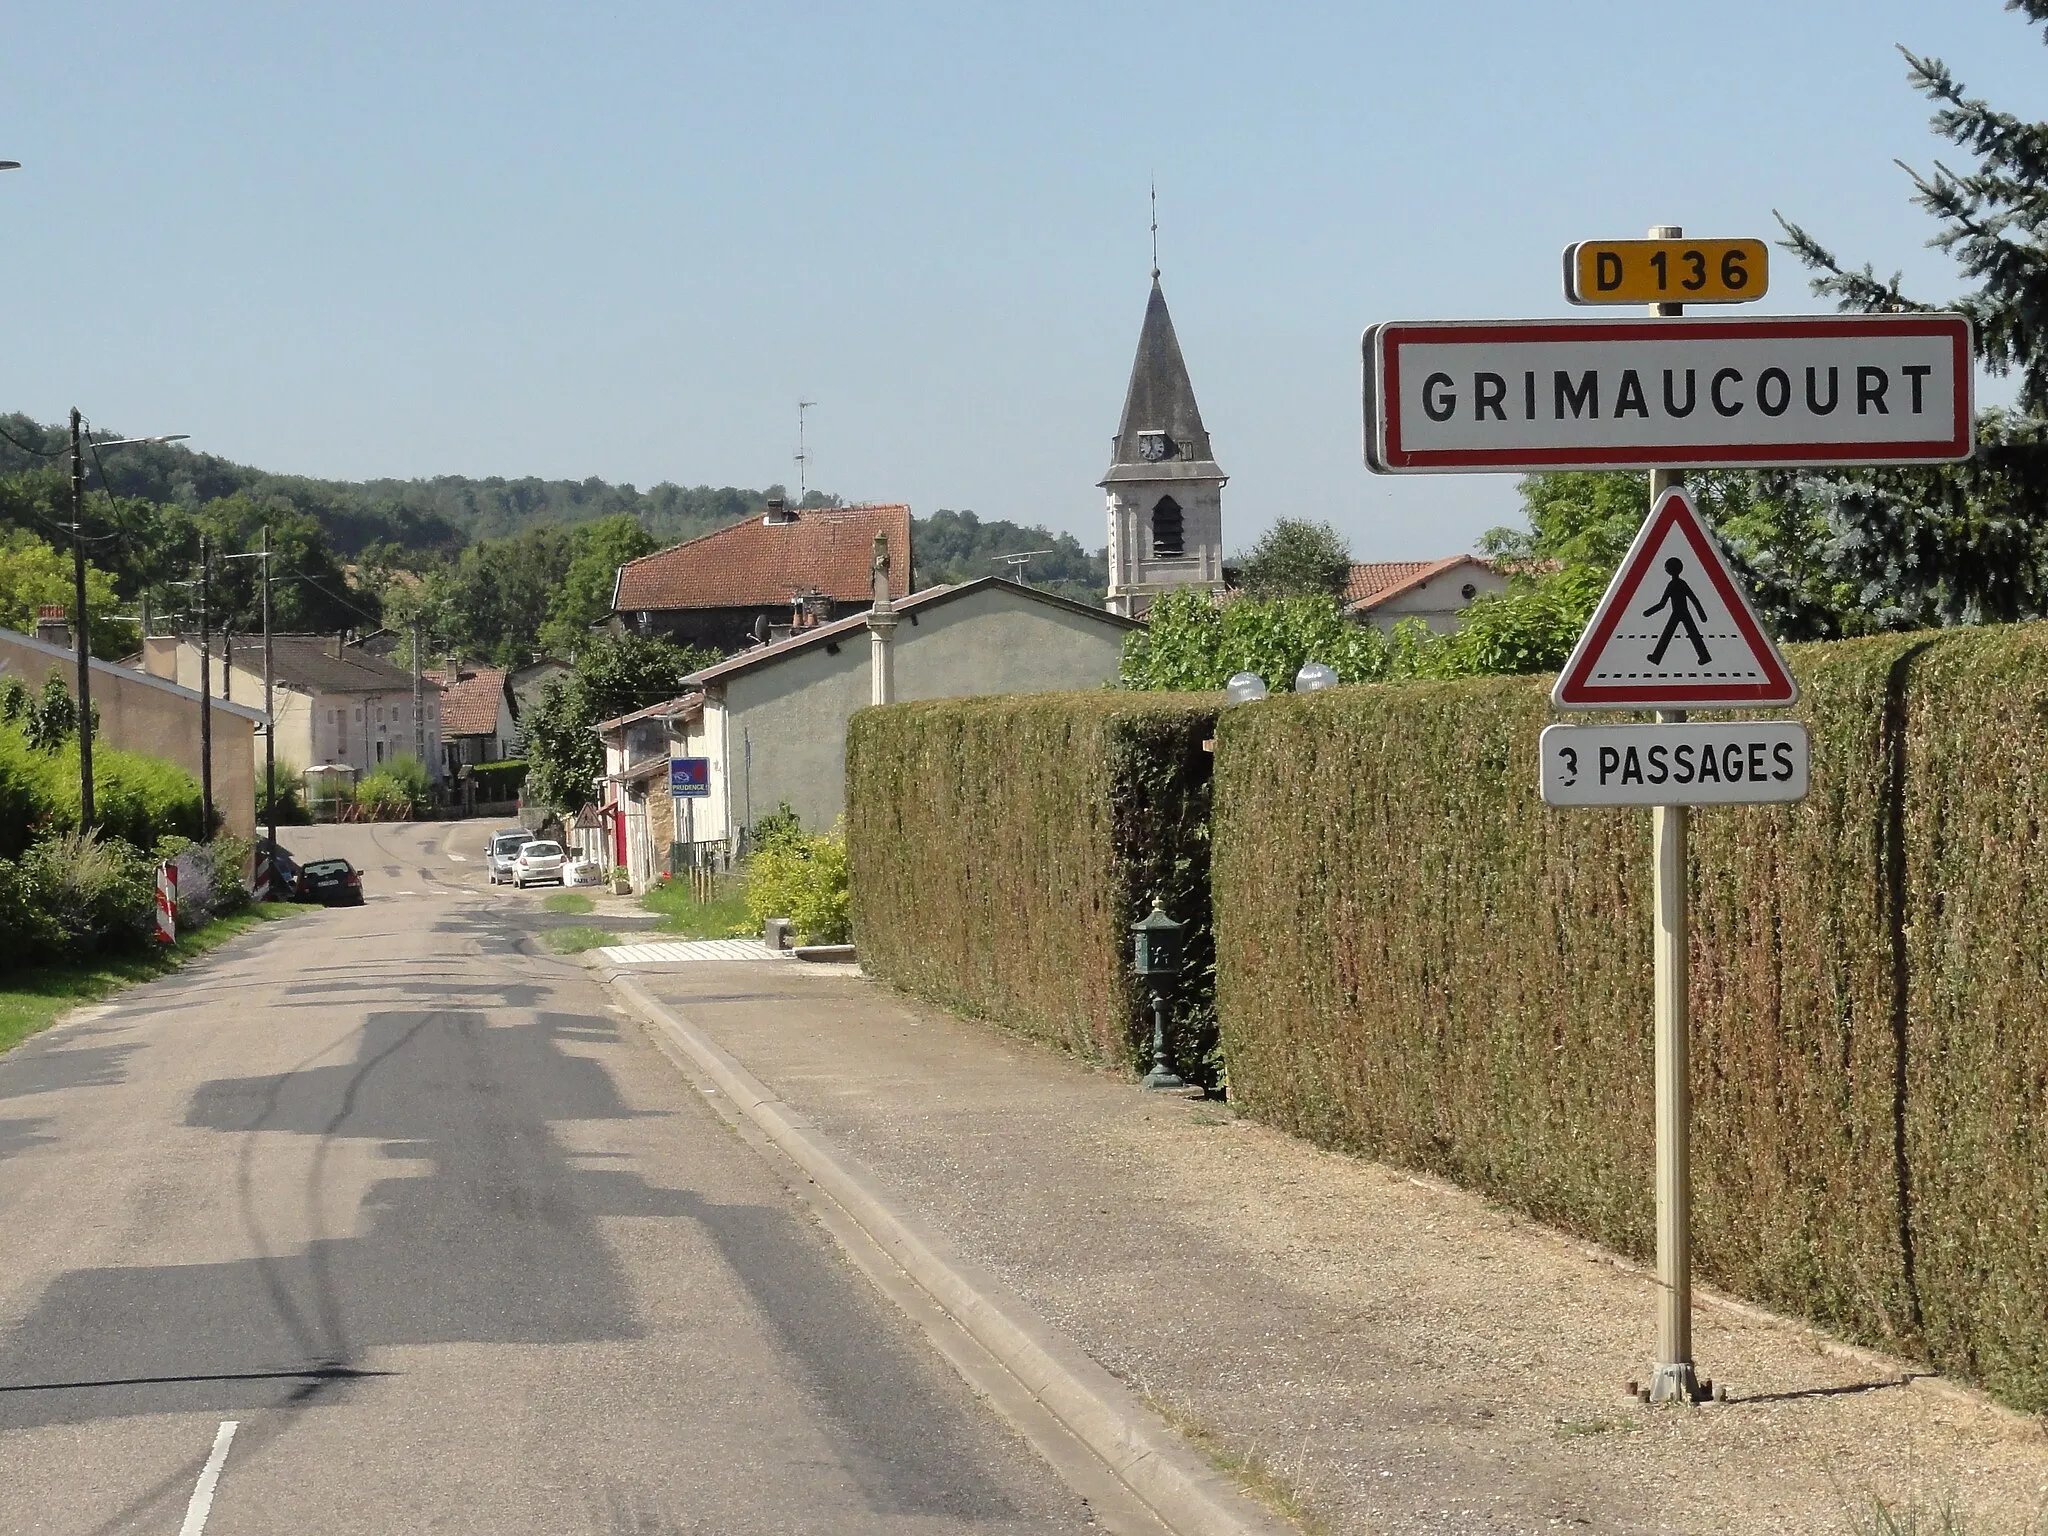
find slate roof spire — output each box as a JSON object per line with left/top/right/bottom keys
{"left": 1101, "top": 274, "right": 1224, "bottom": 487}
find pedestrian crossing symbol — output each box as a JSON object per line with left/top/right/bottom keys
{"left": 1552, "top": 485, "right": 1797, "bottom": 711}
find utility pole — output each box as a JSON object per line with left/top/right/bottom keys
{"left": 262, "top": 527, "right": 275, "bottom": 856}
{"left": 198, "top": 534, "right": 213, "bottom": 843}
{"left": 412, "top": 616, "right": 426, "bottom": 775}
{"left": 69, "top": 408, "right": 94, "bottom": 828}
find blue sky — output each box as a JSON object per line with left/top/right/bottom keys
{"left": 1, "top": 3, "right": 2038, "bottom": 559}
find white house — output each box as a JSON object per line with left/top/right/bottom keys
{"left": 142, "top": 634, "right": 444, "bottom": 785}
{"left": 1344, "top": 557, "right": 1509, "bottom": 633}
{"left": 669, "top": 576, "right": 1140, "bottom": 867}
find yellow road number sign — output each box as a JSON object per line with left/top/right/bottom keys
{"left": 1564, "top": 239, "right": 1768, "bottom": 305}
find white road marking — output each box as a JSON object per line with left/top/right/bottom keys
{"left": 596, "top": 939, "right": 791, "bottom": 965}
{"left": 395, "top": 890, "right": 418, "bottom": 896}
{"left": 178, "top": 1420, "right": 238, "bottom": 1535}
{"left": 446, "top": 852, "right": 468, "bottom": 861}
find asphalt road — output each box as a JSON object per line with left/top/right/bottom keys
{"left": 0, "top": 820, "right": 1099, "bottom": 1535}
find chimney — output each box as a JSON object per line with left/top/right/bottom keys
{"left": 34, "top": 605, "right": 69, "bottom": 649}
{"left": 764, "top": 496, "right": 792, "bottom": 525}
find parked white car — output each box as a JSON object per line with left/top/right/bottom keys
{"left": 510, "top": 840, "right": 566, "bottom": 889}
{"left": 487, "top": 828, "right": 535, "bottom": 885}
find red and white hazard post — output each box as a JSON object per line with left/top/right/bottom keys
{"left": 155, "top": 861, "right": 178, "bottom": 945}
{"left": 1363, "top": 223, "right": 1972, "bottom": 1405}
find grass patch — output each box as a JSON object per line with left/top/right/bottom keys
{"left": 1142, "top": 1391, "right": 1331, "bottom": 1536}
{"left": 640, "top": 873, "right": 752, "bottom": 939}
{"left": 0, "top": 902, "right": 315, "bottom": 1057}
{"left": 544, "top": 926, "right": 619, "bottom": 954}
{"left": 541, "top": 891, "right": 595, "bottom": 914}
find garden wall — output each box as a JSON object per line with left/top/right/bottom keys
{"left": 1212, "top": 625, "right": 2048, "bottom": 1409}
{"left": 847, "top": 693, "right": 1216, "bottom": 1071}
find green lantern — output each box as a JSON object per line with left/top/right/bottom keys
{"left": 1131, "top": 901, "right": 1184, "bottom": 978}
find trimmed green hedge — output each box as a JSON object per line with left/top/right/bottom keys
{"left": 468, "top": 759, "right": 528, "bottom": 800}
{"left": 847, "top": 693, "right": 1217, "bottom": 1073}
{"left": 1212, "top": 625, "right": 2048, "bottom": 1410}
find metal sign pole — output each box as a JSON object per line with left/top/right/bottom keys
{"left": 1647, "top": 224, "right": 1700, "bottom": 1404}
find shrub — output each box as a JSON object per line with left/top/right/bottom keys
{"left": 0, "top": 722, "right": 203, "bottom": 857}
{"left": 847, "top": 692, "right": 1216, "bottom": 1074}
{"left": 200, "top": 833, "right": 253, "bottom": 916}
{"left": 749, "top": 800, "right": 804, "bottom": 854}
{"left": 16, "top": 828, "right": 156, "bottom": 960}
{"left": 355, "top": 753, "right": 431, "bottom": 819}
{"left": 258, "top": 762, "right": 310, "bottom": 826}
{"left": 745, "top": 825, "right": 850, "bottom": 945}
{"left": 24, "top": 672, "right": 75, "bottom": 751}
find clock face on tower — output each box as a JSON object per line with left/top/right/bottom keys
{"left": 1137, "top": 430, "right": 1175, "bottom": 463}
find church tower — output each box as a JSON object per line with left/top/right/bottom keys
{"left": 1101, "top": 271, "right": 1227, "bottom": 618}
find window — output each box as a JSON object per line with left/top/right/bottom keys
{"left": 1151, "top": 497, "right": 1184, "bottom": 559}
{"left": 376, "top": 741, "right": 385, "bottom": 763}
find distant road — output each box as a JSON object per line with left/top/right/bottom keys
{"left": 0, "top": 821, "right": 1092, "bottom": 1535}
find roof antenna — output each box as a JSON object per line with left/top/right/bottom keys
{"left": 795, "top": 399, "right": 816, "bottom": 503}
{"left": 1150, "top": 181, "right": 1159, "bottom": 281}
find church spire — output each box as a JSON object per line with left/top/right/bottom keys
{"left": 1101, "top": 273, "right": 1223, "bottom": 487}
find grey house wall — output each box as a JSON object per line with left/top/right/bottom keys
{"left": 718, "top": 584, "right": 1130, "bottom": 838}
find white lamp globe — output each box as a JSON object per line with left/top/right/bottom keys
{"left": 1223, "top": 672, "right": 1269, "bottom": 705}
{"left": 1295, "top": 661, "right": 1339, "bottom": 693}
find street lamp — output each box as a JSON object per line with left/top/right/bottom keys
{"left": 1223, "top": 671, "right": 1268, "bottom": 705}
{"left": 66, "top": 412, "right": 187, "bottom": 829}
{"left": 1131, "top": 901, "right": 1187, "bottom": 1090}
{"left": 1295, "top": 661, "right": 1339, "bottom": 693}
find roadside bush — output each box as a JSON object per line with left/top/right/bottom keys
{"left": 0, "top": 722, "right": 203, "bottom": 857}
{"left": 745, "top": 825, "right": 850, "bottom": 945}
{"left": 15, "top": 828, "right": 156, "bottom": 961}
{"left": 354, "top": 753, "right": 430, "bottom": 819}
{"left": 258, "top": 763, "right": 310, "bottom": 826}
{"left": 847, "top": 692, "right": 1217, "bottom": 1074}
{"left": 1210, "top": 622, "right": 2048, "bottom": 1413}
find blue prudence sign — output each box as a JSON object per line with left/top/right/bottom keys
{"left": 669, "top": 757, "right": 710, "bottom": 798}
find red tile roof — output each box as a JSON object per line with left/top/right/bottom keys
{"left": 434, "top": 667, "right": 508, "bottom": 738}
{"left": 1345, "top": 556, "right": 1494, "bottom": 611}
{"left": 612, "top": 504, "right": 912, "bottom": 613}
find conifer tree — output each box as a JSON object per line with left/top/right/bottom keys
{"left": 1774, "top": 3, "right": 2048, "bottom": 628}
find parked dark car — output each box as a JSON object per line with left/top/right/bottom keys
{"left": 296, "top": 857, "right": 365, "bottom": 906}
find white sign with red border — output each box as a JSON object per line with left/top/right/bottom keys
{"left": 1553, "top": 486, "right": 1796, "bottom": 711}
{"left": 1362, "top": 313, "right": 1972, "bottom": 473}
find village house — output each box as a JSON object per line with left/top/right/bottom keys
{"left": 141, "top": 633, "right": 443, "bottom": 786}
{"left": 591, "top": 692, "right": 701, "bottom": 891}
{"left": 665, "top": 575, "right": 1139, "bottom": 872}
{"left": 1344, "top": 556, "right": 1508, "bottom": 633}
{"left": 610, "top": 500, "right": 913, "bottom": 654}
{"left": 428, "top": 664, "right": 517, "bottom": 772}
{"left": 2, "top": 617, "right": 265, "bottom": 837}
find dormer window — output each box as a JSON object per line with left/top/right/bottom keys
{"left": 1151, "top": 497, "right": 1184, "bottom": 559}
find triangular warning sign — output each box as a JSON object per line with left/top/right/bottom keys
{"left": 1553, "top": 486, "right": 1797, "bottom": 711}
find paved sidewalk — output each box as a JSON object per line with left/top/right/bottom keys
{"left": 620, "top": 962, "right": 2048, "bottom": 1535}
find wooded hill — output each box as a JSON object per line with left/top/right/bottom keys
{"left": 0, "top": 412, "right": 1111, "bottom": 667}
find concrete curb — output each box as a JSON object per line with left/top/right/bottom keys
{"left": 597, "top": 966, "right": 1294, "bottom": 1536}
